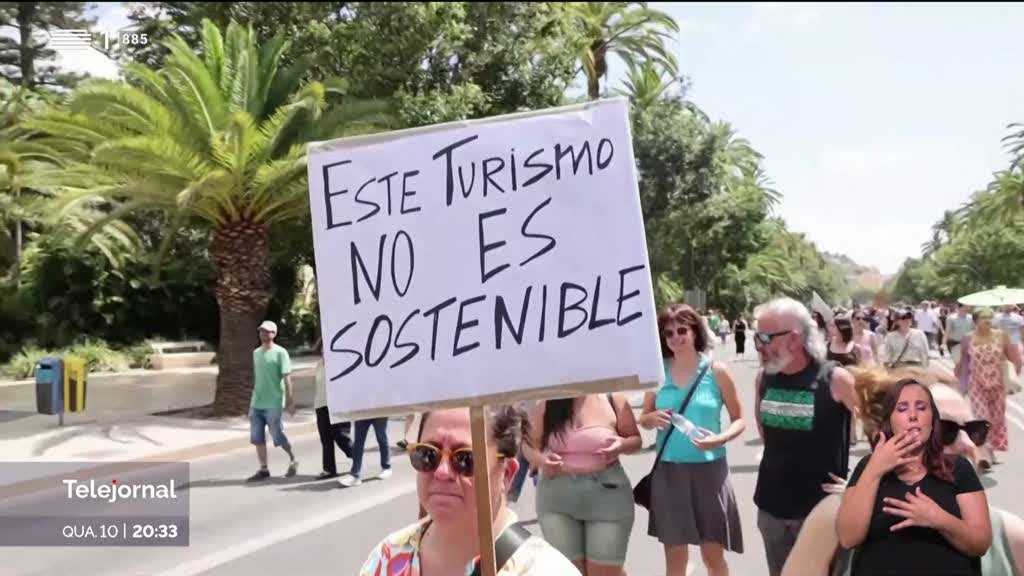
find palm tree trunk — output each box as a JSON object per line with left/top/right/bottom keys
{"left": 588, "top": 43, "right": 607, "bottom": 100}
{"left": 210, "top": 220, "right": 272, "bottom": 415}
{"left": 13, "top": 219, "right": 21, "bottom": 286}
{"left": 16, "top": 3, "right": 37, "bottom": 90}
{"left": 588, "top": 73, "right": 600, "bottom": 100}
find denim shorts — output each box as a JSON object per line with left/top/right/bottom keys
{"left": 250, "top": 408, "right": 290, "bottom": 448}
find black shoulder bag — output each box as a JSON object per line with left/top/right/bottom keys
{"left": 470, "top": 523, "right": 533, "bottom": 576}
{"left": 633, "top": 361, "right": 712, "bottom": 510}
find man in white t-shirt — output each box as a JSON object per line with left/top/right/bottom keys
{"left": 996, "top": 305, "right": 1024, "bottom": 357}
{"left": 915, "top": 301, "right": 937, "bottom": 350}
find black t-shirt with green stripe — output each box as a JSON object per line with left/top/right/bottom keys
{"left": 755, "top": 358, "right": 850, "bottom": 519}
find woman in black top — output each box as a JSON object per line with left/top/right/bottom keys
{"left": 827, "top": 316, "right": 864, "bottom": 367}
{"left": 733, "top": 317, "right": 747, "bottom": 358}
{"left": 836, "top": 378, "right": 992, "bottom": 575}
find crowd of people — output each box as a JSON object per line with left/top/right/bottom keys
{"left": 239, "top": 296, "right": 1024, "bottom": 575}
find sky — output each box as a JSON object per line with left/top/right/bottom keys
{"left": 17, "top": 2, "right": 1024, "bottom": 275}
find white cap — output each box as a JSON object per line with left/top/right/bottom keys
{"left": 258, "top": 320, "right": 278, "bottom": 334}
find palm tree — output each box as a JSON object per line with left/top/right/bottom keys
{"left": 28, "top": 20, "right": 390, "bottom": 415}
{"left": 708, "top": 121, "right": 761, "bottom": 187}
{"left": 957, "top": 123, "right": 1024, "bottom": 227}
{"left": 571, "top": 2, "right": 679, "bottom": 100}
{"left": 616, "top": 60, "right": 675, "bottom": 110}
{"left": 921, "top": 209, "right": 957, "bottom": 257}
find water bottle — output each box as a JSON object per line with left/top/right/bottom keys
{"left": 671, "top": 413, "right": 708, "bottom": 440}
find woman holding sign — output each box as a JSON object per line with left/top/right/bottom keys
{"left": 523, "top": 387, "right": 643, "bottom": 574}
{"left": 638, "top": 304, "right": 746, "bottom": 576}
{"left": 359, "top": 406, "right": 580, "bottom": 575}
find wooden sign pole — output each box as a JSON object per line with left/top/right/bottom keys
{"left": 470, "top": 405, "right": 498, "bottom": 576}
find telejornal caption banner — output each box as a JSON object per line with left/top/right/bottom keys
{"left": 306, "top": 98, "right": 663, "bottom": 418}
{"left": 0, "top": 462, "right": 189, "bottom": 546}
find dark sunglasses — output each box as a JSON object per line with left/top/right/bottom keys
{"left": 939, "top": 419, "right": 990, "bottom": 447}
{"left": 408, "top": 442, "right": 476, "bottom": 476}
{"left": 662, "top": 326, "right": 691, "bottom": 338}
{"left": 754, "top": 330, "right": 791, "bottom": 345}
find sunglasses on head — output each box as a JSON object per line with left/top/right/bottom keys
{"left": 754, "top": 330, "right": 791, "bottom": 345}
{"left": 662, "top": 326, "right": 691, "bottom": 338}
{"left": 408, "top": 442, "right": 476, "bottom": 476}
{"left": 939, "top": 419, "right": 990, "bottom": 447}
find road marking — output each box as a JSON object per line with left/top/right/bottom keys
{"left": 153, "top": 481, "right": 416, "bottom": 576}
{"left": 1006, "top": 399, "right": 1024, "bottom": 432}
{"left": 1007, "top": 411, "right": 1024, "bottom": 433}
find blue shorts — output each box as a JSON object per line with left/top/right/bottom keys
{"left": 250, "top": 408, "right": 290, "bottom": 448}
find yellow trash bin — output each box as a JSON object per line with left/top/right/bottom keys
{"left": 63, "top": 356, "right": 87, "bottom": 412}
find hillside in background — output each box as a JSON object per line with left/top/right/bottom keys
{"left": 824, "top": 252, "right": 891, "bottom": 301}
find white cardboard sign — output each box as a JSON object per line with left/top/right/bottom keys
{"left": 306, "top": 98, "right": 663, "bottom": 419}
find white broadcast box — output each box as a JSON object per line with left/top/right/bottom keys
{"left": 306, "top": 98, "right": 663, "bottom": 420}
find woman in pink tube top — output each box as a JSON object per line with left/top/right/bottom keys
{"left": 523, "top": 391, "right": 642, "bottom": 576}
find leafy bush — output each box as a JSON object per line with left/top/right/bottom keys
{"left": 2, "top": 346, "right": 53, "bottom": 379}
{"left": 123, "top": 342, "right": 154, "bottom": 369}
{"left": 0, "top": 339, "right": 152, "bottom": 379}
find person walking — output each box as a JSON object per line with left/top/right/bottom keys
{"left": 916, "top": 301, "right": 938, "bottom": 351}
{"left": 638, "top": 304, "right": 746, "bottom": 576}
{"left": 882, "top": 308, "right": 931, "bottom": 369}
{"left": 995, "top": 305, "right": 1024, "bottom": 360}
{"left": 836, "top": 379, "right": 991, "bottom": 575}
{"left": 718, "top": 314, "right": 731, "bottom": 346}
{"left": 338, "top": 416, "right": 393, "bottom": 487}
{"left": 524, "top": 389, "right": 641, "bottom": 575}
{"left": 827, "top": 317, "right": 865, "bottom": 368}
{"left": 246, "top": 320, "right": 298, "bottom": 482}
{"left": 956, "top": 307, "right": 1024, "bottom": 470}
{"left": 751, "top": 298, "right": 857, "bottom": 576}
{"left": 852, "top": 311, "right": 880, "bottom": 365}
{"left": 733, "top": 316, "right": 748, "bottom": 359}
{"left": 359, "top": 406, "right": 582, "bottom": 575}
{"left": 314, "top": 355, "right": 352, "bottom": 479}
{"left": 945, "top": 303, "right": 975, "bottom": 361}
{"left": 938, "top": 305, "right": 950, "bottom": 358}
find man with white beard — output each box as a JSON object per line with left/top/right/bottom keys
{"left": 752, "top": 297, "right": 858, "bottom": 576}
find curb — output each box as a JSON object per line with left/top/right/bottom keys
{"left": 0, "top": 422, "right": 319, "bottom": 502}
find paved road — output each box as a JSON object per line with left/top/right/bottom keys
{"left": 3, "top": 348, "right": 1024, "bottom": 575}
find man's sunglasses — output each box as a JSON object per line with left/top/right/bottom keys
{"left": 408, "top": 442, "right": 476, "bottom": 476}
{"left": 662, "top": 326, "right": 691, "bottom": 338}
{"left": 754, "top": 330, "right": 791, "bottom": 345}
{"left": 939, "top": 419, "right": 990, "bottom": 447}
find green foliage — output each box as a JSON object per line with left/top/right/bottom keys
{"left": 0, "top": 2, "right": 95, "bottom": 89}
{"left": 571, "top": 2, "right": 679, "bottom": 99}
{"left": 130, "top": 3, "right": 585, "bottom": 126}
{"left": 327, "top": 2, "right": 585, "bottom": 124}
{"left": 893, "top": 122, "right": 1024, "bottom": 302}
{"left": 1, "top": 338, "right": 151, "bottom": 379}
{"left": 18, "top": 226, "right": 218, "bottom": 350}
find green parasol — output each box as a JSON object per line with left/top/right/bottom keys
{"left": 957, "top": 286, "right": 1024, "bottom": 307}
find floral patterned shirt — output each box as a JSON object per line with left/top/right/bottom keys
{"left": 359, "top": 510, "right": 580, "bottom": 576}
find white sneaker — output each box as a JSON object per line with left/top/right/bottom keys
{"left": 338, "top": 474, "right": 362, "bottom": 487}
{"left": 379, "top": 468, "right": 393, "bottom": 480}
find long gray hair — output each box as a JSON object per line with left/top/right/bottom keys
{"left": 754, "top": 297, "right": 827, "bottom": 362}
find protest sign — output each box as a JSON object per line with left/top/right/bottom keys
{"left": 306, "top": 98, "right": 662, "bottom": 419}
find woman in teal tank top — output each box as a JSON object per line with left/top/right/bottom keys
{"left": 639, "top": 304, "right": 748, "bottom": 576}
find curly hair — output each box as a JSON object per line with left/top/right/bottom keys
{"left": 417, "top": 405, "right": 531, "bottom": 459}
{"left": 849, "top": 366, "right": 954, "bottom": 482}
